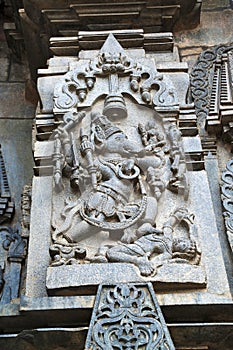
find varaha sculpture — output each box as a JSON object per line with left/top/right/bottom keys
{"left": 46, "top": 34, "right": 203, "bottom": 288}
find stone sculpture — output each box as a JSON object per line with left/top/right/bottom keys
{"left": 49, "top": 105, "right": 200, "bottom": 275}
{"left": 44, "top": 34, "right": 204, "bottom": 289}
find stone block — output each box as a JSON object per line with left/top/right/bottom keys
{"left": 0, "top": 57, "right": 10, "bottom": 81}
{"left": 25, "top": 176, "right": 53, "bottom": 297}
{"left": 9, "top": 59, "right": 30, "bottom": 82}
{"left": 182, "top": 136, "right": 202, "bottom": 153}
{"left": 0, "top": 119, "right": 34, "bottom": 218}
{"left": 0, "top": 83, "right": 35, "bottom": 119}
{"left": 175, "top": 10, "right": 233, "bottom": 49}
{"left": 46, "top": 263, "right": 206, "bottom": 295}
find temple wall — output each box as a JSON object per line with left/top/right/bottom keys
{"left": 0, "top": 1, "right": 233, "bottom": 349}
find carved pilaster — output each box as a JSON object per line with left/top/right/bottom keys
{"left": 190, "top": 44, "right": 233, "bottom": 152}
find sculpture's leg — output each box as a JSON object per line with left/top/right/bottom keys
{"left": 106, "top": 245, "right": 155, "bottom": 276}
{"left": 140, "top": 196, "right": 158, "bottom": 225}
{"left": 67, "top": 219, "right": 100, "bottom": 242}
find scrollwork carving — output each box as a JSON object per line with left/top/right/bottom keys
{"left": 54, "top": 34, "right": 178, "bottom": 114}
{"left": 190, "top": 44, "right": 233, "bottom": 140}
{"left": 84, "top": 283, "right": 175, "bottom": 350}
{"left": 221, "top": 158, "right": 233, "bottom": 252}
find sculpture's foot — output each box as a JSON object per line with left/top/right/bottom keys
{"left": 136, "top": 223, "right": 163, "bottom": 238}
{"left": 137, "top": 256, "right": 156, "bottom": 276}
{"left": 54, "top": 237, "right": 71, "bottom": 246}
{"left": 121, "top": 230, "right": 137, "bottom": 244}
{"left": 91, "top": 255, "right": 108, "bottom": 263}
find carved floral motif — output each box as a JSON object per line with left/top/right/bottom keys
{"left": 85, "top": 283, "right": 175, "bottom": 350}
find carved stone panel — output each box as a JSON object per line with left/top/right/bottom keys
{"left": 25, "top": 34, "right": 231, "bottom": 302}
{"left": 39, "top": 35, "right": 205, "bottom": 294}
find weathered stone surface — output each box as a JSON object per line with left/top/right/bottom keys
{"left": 17, "top": 1, "right": 202, "bottom": 79}
{"left": 202, "top": 0, "right": 230, "bottom": 9}
{"left": 205, "top": 153, "right": 233, "bottom": 293}
{"left": 0, "top": 2, "right": 233, "bottom": 350}
{"left": 0, "top": 328, "right": 87, "bottom": 350}
{"left": 0, "top": 57, "right": 10, "bottom": 81}
{"left": 25, "top": 177, "right": 53, "bottom": 297}
{"left": 188, "top": 171, "right": 231, "bottom": 297}
{"left": 175, "top": 9, "right": 233, "bottom": 52}
{"left": 0, "top": 83, "right": 35, "bottom": 119}
{"left": 46, "top": 263, "right": 206, "bottom": 294}
{"left": 9, "top": 59, "right": 30, "bottom": 82}
{"left": 0, "top": 119, "right": 34, "bottom": 217}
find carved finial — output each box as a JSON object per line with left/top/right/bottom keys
{"left": 100, "top": 33, "right": 124, "bottom": 55}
